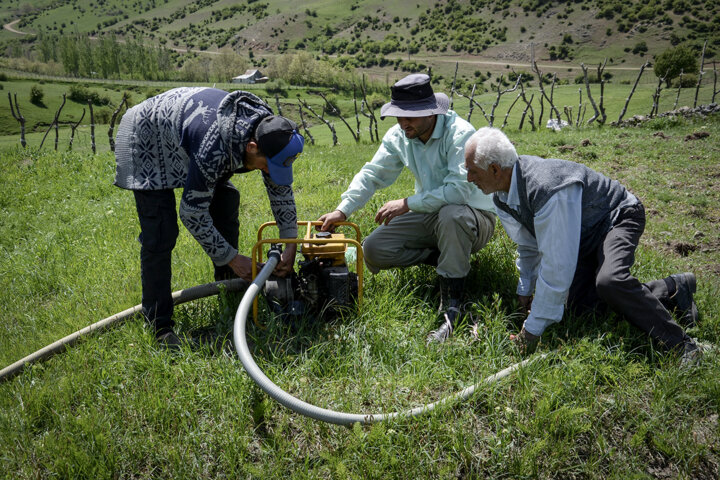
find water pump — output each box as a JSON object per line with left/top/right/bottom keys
{"left": 252, "top": 221, "right": 363, "bottom": 322}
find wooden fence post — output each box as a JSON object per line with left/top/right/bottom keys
{"left": 576, "top": 88, "right": 583, "bottom": 126}
{"left": 531, "top": 44, "right": 562, "bottom": 124}
{"left": 108, "top": 93, "right": 128, "bottom": 152}
{"left": 694, "top": 40, "right": 707, "bottom": 108}
{"left": 455, "top": 87, "right": 491, "bottom": 125}
{"left": 299, "top": 99, "right": 337, "bottom": 146}
{"left": 311, "top": 91, "right": 359, "bottom": 143}
{"left": 489, "top": 75, "right": 522, "bottom": 127}
{"left": 649, "top": 73, "right": 667, "bottom": 117}
{"left": 8, "top": 93, "right": 26, "bottom": 148}
{"left": 39, "top": 94, "right": 66, "bottom": 151}
{"left": 615, "top": 62, "right": 649, "bottom": 125}
{"left": 466, "top": 84, "right": 476, "bottom": 122}
{"left": 296, "top": 101, "right": 315, "bottom": 146}
{"left": 674, "top": 70, "right": 684, "bottom": 110}
{"left": 88, "top": 99, "right": 96, "bottom": 154}
{"left": 450, "top": 62, "right": 458, "bottom": 110}
{"left": 360, "top": 74, "right": 378, "bottom": 142}
{"left": 274, "top": 94, "right": 283, "bottom": 116}
{"left": 68, "top": 109, "right": 86, "bottom": 152}
{"left": 518, "top": 93, "right": 535, "bottom": 131}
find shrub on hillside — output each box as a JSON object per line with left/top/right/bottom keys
{"left": 671, "top": 73, "right": 698, "bottom": 88}
{"left": 94, "top": 107, "right": 112, "bottom": 124}
{"left": 30, "top": 85, "right": 44, "bottom": 105}
{"left": 654, "top": 45, "right": 698, "bottom": 87}
{"left": 508, "top": 71, "right": 534, "bottom": 84}
{"left": 68, "top": 84, "right": 110, "bottom": 106}
{"left": 365, "top": 92, "right": 385, "bottom": 110}
{"left": 574, "top": 72, "right": 613, "bottom": 84}
{"left": 322, "top": 94, "right": 342, "bottom": 116}
{"left": 265, "top": 79, "right": 288, "bottom": 97}
{"left": 632, "top": 41, "right": 648, "bottom": 55}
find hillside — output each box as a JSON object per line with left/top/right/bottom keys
{"left": 1, "top": 0, "right": 718, "bottom": 82}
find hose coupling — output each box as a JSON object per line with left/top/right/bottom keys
{"left": 268, "top": 243, "right": 283, "bottom": 261}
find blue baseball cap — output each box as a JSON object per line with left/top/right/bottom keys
{"left": 256, "top": 116, "right": 304, "bottom": 186}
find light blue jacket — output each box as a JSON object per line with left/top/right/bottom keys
{"left": 336, "top": 111, "right": 494, "bottom": 216}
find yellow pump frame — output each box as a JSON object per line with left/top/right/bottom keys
{"left": 251, "top": 221, "right": 364, "bottom": 326}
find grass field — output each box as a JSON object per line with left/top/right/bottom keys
{"left": 0, "top": 106, "right": 719, "bottom": 477}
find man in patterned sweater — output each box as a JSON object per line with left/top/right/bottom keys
{"left": 114, "top": 87, "right": 304, "bottom": 347}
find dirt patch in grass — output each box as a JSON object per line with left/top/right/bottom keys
{"left": 670, "top": 241, "right": 699, "bottom": 257}
{"left": 684, "top": 131, "right": 711, "bottom": 141}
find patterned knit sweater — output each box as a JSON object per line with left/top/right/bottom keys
{"left": 114, "top": 87, "right": 297, "bottom": 266}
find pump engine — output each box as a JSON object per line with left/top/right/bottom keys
{"left": 261, "top": 225, "right": 360, "bottom": 320}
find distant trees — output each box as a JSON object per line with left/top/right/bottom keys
{"left": 654, "top": 45, "right": 698, "bottom": 87}
{"left": 180, "top": 55, "right": 211, "bottom": 82}
{"left": 266, "top": 52, "right": 369, "bottom": 92}
{"left": 210, "top": 49, "right": 248, "bottom": 83}
{"left": 37, "top": 33, "right": 58, "bottom": 63}
{"left": 53, "top": 33, "right": 174, "bottom": 80}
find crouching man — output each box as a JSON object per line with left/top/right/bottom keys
{"left": 464, "top": 127, "right": 701, "bottom": 365}
{"left": 318, "top": 74, "right": 496, "bottom": 343}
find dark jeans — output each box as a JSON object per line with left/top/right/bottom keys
{"left": 133, "top": 181, "right": 240, "bottom": 334}
{"left": 567, "top": 203, "right": 690, "bottom": 350}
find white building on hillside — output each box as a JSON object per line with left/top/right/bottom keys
{"left": 232, "top": 69, "right": 269, "bottom": 84}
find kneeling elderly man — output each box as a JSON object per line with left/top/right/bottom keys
{"left": 115, "top": 87, "right": 304, "bottom": 347}
{"left": 318, "top": 74, "right": 496, "bottom": 343}
{"left": 464, "top": 127, "right": 701, "bottom": 365}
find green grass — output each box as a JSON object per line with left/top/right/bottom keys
{"left": 0, "top": 110, "right": 719, "bottom": 478}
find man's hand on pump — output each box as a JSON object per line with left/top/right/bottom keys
{"left": 317, "top": 210, "right": 347, "bottom": 232}
{"left": 228, "top": 254, "right": 254, "bottom": 281}
{"left": 274, "top": 243, "right": 297, "bottom": 277}
{"left": 227, "top": 244, "right": 296, "bottom": 281}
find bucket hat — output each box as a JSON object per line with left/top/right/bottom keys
{"left": 380, "top": 74, "right": 449, "bottom": 119}
{"left": 256, "top": 116, "right": 304, "bottom": 186}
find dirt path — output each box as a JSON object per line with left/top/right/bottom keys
{"left": 3, "top": 19, "right": 31, "bottom": 35}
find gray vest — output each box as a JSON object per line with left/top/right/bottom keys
{"left": 493, "top": 155, "right": 630, "bottom": 255}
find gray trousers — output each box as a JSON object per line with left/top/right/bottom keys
{"left": 362, "top": 204, "right": 496, "bottom": 279}
{"left": 568, "top": 203, "right": 690, "bottom": 350}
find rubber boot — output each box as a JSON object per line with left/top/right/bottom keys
{"left": 427, "top": 277, "right": 465, "bottom": 344}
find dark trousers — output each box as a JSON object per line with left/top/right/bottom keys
{"left": 133, "top": 181, "right": 240, "bottom": 334}
{"left": 567, "top": 203, "right": 690, "bottom": 350}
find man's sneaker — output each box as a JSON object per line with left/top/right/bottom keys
{"left": 670, "top": 272, "right": 698, "bottom": 328}
{"left": 156, "top": 330, "right": 183, "bottom": 350}
{"left": 427, "top": 300, "right": 462, "bottom": 344}
{"left": 680, "top": 340, "right": 702, "bottom": 368}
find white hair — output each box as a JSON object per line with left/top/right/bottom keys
{"left": 466, "top": 127, "right": 519, "bottom": 169}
